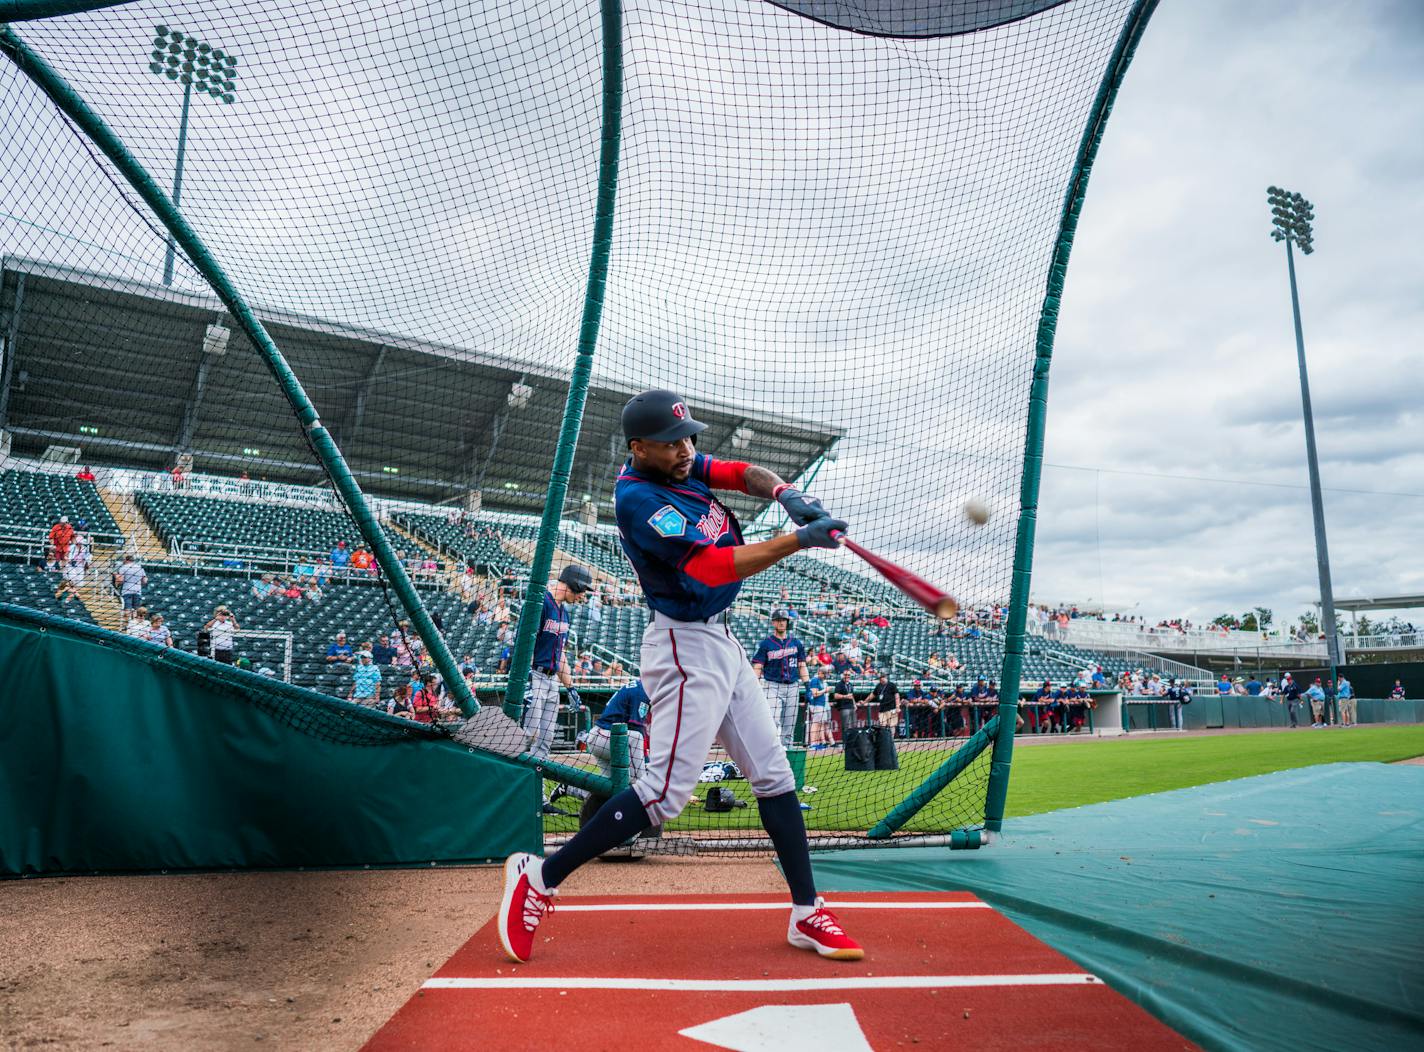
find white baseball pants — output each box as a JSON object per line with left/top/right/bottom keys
{"left": 524, "top": 670, "right": 561, "bottom": 759}
{"left": 762, "top": 679, "right": 801, "bottom": 748}
{"left": 585, "top": 725, "right": 647, "bottom": 784}
{"left": 636, "top": 612, "right": 796, "bottom": 826}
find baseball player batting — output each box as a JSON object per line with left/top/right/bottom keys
{"left": 751, "top": 610, "right": 809, "bottom": 748}
{"left": 523, "top": 563, "right": 591, "bottom": 764}
{"left": 499, "top": 389, "right": 863, "bottom": 963}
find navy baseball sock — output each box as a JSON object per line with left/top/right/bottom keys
{"left": 540, "top": 788, "right": 649, "bottom": 889}
{"left": 758, "top": 790, "right": 817, "bottom": 906}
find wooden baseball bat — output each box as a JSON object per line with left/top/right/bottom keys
{"left": 830, "top": 531, "right": 959, "bottom": 619}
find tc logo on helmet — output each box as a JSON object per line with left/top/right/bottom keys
{"left": 671, "top": 402, "right": 686, "bottom": 419}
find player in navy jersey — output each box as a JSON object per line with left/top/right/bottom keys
{"left": 499, "top": 389, "right": 862, "bottom": 964}
{"left": 752, "top": 611, "right": 809, "bottom": 748}
{"left": 523, "top": 563, "right": 592, "bottom": 762}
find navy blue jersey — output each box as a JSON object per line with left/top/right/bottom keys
{"left": 531, "top": 590, "right": 569, "bottom": 670}
{"left": 597, "top": 681, "right": 650, "bottom": 733}
{"left": 752, "top": 634, "right": 806, "bottom": 683}
{"left": 614, "top": 453, "right": 744, "bottom": 621}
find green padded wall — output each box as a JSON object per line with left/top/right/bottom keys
{"left": 0, "top": 604, "right": 540, "bottom": 876}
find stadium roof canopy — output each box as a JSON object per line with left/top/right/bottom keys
{"left": 1333, "top": 594, "right": 1424, "bottom": 613}
{"left": 0, "top": 257, "right": 841, "bottom": 520}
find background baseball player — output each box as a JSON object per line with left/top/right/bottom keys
{"left": 585, "top": 677, "right": 650, "bottom": 784}
{"left": 499, "top": 389, "right": 862, "bottom": 964}
{"left": 751, "top": 610, "right": 808, "bottom": 748}
{"left": 524, "top": 563, "right": 591, "bottom": 762}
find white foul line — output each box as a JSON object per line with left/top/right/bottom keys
{"left": 556, "top": 900, "right": 991, "bottom": 913}
{"left": 423, "top": 974, "right": 1099, "bottom": 992}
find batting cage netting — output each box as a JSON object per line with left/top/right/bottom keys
{"left": 0, "top": 0, "right": 1158, "bottom": 854}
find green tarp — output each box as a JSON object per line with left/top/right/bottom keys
{"left": 813, "top": 763, "right": 1424, "bottom": 1051}
{"left": 0, "top": 605, "right": 540, "bottom": 875}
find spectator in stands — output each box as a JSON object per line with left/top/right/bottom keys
{"left": 1390, "top": 680, "right": 1406, "bottom": 700}
{"left": 606, "top": 658, "right": 626, "bottom": 682}
{"left": 305, "top": 581, "right": 323, "bottom": 603}
{"left": 349, "top": 652, "right": 382, "bottom": 708}
{"left": 147, "top": 613, "right": 173, "bottom": 648}
{"left": 496, "top": 640, "right": 513, "bottom": 675}
{"left": 326, "top": 631, "right": 354, "bottom": 665}
{"left": 280, "top": 577, "right": 303, "bottom": 599}
{"left": 587, "top": 589, "right": 603, "bottom": 624}
{"left": 493, "top": 597, "right": 512, "bottom": 624}
{"left": 1245, "top": 675, "right": 1263, "bottom": 696}
{"left": 204, "top": 606, "right": 239, "bottom": 664}
{"left": 46, "top": 515, "right": 75, "bottom": 572}
{"left": 75, "top": 465, "right": 96, "bottom": 482}
{"left": 169, "top": 462, "right": 187, "bottom": 490}
{"left": 840, "top": 637, "right": 863, "bottom": 668}
{"left": 945, "top": 652, "right": 962, "bottom": 672}
{"left": 55, "top": 533, "right": 89, "bottom": 603}
{"left": 411, "top": 674, "right": 440, "bottom": 723}
{"left": 927, "top": 651, "right": 943, "bottom": 670}
{"left": 125, "top": 606, "right": 150, "bottom": 638}
{"left": 388, "top": 684, "right": 414, "bottom": 717}
{"left": 314, "top": 558, "right": 333, "bottom": 587}
{"left": 370, "top": 633, "right": 396, "bottom": 666}
{"left": 1260, "top": 678, "right": 1277, "bottom": 700}
{"left": 330, "top": 540, "right": 351, "bottom": 571}
{"left": 114, "top": 554, "right": 147, "bottom": 610}
{"left": 1337, "top": 675, "right": 1356, "bottom": 727}
{"left": 251, "top": 573, "right": 276, "bottom": 600}
{"left": 1231, "top": 676, "right": 1248, "bottom": 696}
{"left": 1305, "top": 678, "right": 1327, "bottom": 727}
{"left": 470, "top": 597, "right": 491, "bottom": 624}
{"left": 350, "top": 546, "right": 375, "bottom": 575}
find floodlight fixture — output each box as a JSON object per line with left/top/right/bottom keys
{"left": 144, "top": 27, "right": 239, "bottom": 284}
{"left": 1266, "top": 185, "right": 1340, "bottom": 698}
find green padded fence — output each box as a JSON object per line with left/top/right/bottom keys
{"left": 0, "top": 604, "right": 540, "bottom": 876}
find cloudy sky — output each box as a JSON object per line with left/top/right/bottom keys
{"left": 3, "top": 0, "right": 1419, "bottom": 626}
{"left": 1029, "top": 0, "right": 1424, "bottom": 624}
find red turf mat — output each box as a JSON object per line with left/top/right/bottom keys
{"left": 363, "top": 893, "right": 1193, "bottom": 1051}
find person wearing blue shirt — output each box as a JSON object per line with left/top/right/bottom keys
{"left": 330, "top": 541, "right": 351, "bottom": 569}
{"left": 1336, "top": 675, "right": 1356, "bottom": 727}
{"left": 523, "top": 564, "right": 592, "bottom": 761}
{"left": 325, "top": 631, "right": 353, "bottom": 665}
{"left": 1217, "top": 675, "right": 1232, "bottom": 695}
{"left": 498, "top": 390, "right": 862, "bottom": 967}
{"left": 804, "top": 669, "right": 831, "bottom": 749}
{"left": 752, "top": 611, "right": 809, "bottom": 748}
{"left": 348, "top": 652, "right": 381, "bottom": 707}
{"left": 1246, "top": 676, "right": 1263, "bottom": 696}
{"left": 1305, "top": 679, "right": 1327, "bottom": 727}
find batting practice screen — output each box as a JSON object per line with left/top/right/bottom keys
{"left": 0, "top": 0, "right": 1158, "bottom": 858}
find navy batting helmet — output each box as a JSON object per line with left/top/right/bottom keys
{"left": 558, "top": 564, "right": 593, "bottom": 594}
{"left": 622, "top": 389, "right": 707, "bottom": 444}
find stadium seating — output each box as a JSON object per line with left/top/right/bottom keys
{"left": 0, "top": 469, "right": 120, "bottom": 539}
{"left": 393, "top": 513, "right": 517, "bottom": 575}
{"left": 0, "top": 559, "right": 98, "bottom": 625}
{"left": 137, "top": 491, "right": 405, "bottom": 558}
{"left": 136, "top": 566, "right": 500, "bottom": 694}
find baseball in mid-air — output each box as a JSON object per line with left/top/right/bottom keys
{"left": 963, "top": 499, "right": 990, "bottom": 525}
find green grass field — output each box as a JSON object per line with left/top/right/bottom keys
{"left": 543, "top": 725, "right": 1424, "bottom": 835}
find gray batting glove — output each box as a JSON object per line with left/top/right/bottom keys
{"left": 775, "top": 485, "right": 831, "bottom": 527}
{"left": 796, "top": 517, "right": 848, "bottom": 550}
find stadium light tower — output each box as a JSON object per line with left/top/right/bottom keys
{"left": 1267, "top": 185, "right": 1342, "bottom": 701}
{"left": 147, "top": 25, "right": 238, "bottom": 285}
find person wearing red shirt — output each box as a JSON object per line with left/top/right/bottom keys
{"left": 350, "top": 547, "right": 374, "bottom": 574}
{"left": 411, "top": 674, "right": 441, "bottom": 723}
{"left": 47, "top": 516, "right": 75, "bottom": 571}
{"left": 75, "top": 466, "right": 96, "bottom": 482}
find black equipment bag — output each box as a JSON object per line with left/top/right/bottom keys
{"left": 872, "top": 726, "right": 899, "bottom": 771}
{"left": 843, "top": 727, "right": 876, "bottom": 771}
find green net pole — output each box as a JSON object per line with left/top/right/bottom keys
{"left": 0, "top": 1, "right": 134, "bottom": 22}
{"left": 984, "top": 0, "right": 1161, "bottom": 832}
{"left": 867, "top": 717, "right": 997, "bottom": 839}
{"left": 0, "top": 24, "right": 481, "bottom": 720}
{"left": 503, "top": 0, "right": 623, "bottom": 722}
{"left": 520, "top": 753, "right": 613, "bottom": 798}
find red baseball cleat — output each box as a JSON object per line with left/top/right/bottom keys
{"left": 497, "top": 852, "right": 556, "bottom": 963}
{"left": 787, "top": 898, "right": 864, "bottom": 961}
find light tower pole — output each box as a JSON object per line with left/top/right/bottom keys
{"left": 147, "top": 25, "right": 238, "bottom": 286}
{"left": 1267, "top": 185, "right": 1341, "bottom": 715}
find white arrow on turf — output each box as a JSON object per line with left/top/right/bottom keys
{"left": 679, "top": 1002, "right": 872, "bottom": 1052}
